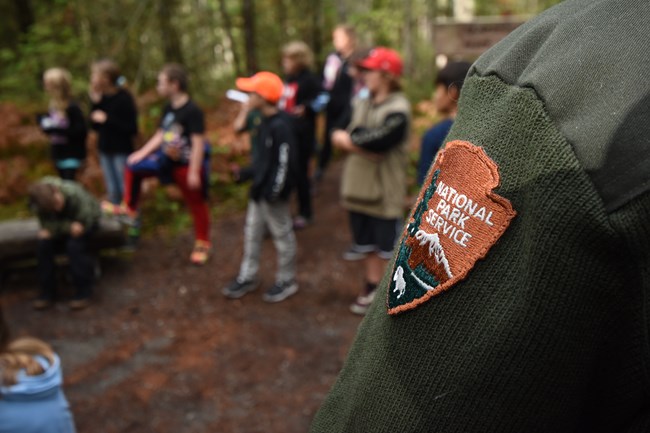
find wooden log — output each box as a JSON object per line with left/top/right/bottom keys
{"left": 0, "top": 217, "right": 126, "bottom": 264}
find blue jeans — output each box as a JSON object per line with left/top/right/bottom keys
{"left": 99, "top": 152, "right": 128, "bottom": 204}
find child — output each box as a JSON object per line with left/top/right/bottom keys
{"left": 417, "top": 61, "right": 471, "bottom": 185}
{"left": 222, "top": 72, "right": 298, "bottom": 303}
{"left": 279, "top": 41, "right": 321, "bottom": 229}
{"left": 331, "top": 47, "right": 411, "bottom": 315}
{"left": 0, "top": 309, "right": 77, "bottom": 432}
{"left": 105, "top": 64, "right": 211, "bottom": 265}
{"left": 28, "top": 177, "right": 101, "bottom": 310}
{"left": 39, "top": 68, "right": 87, "bottom": 181}
{"left": 317, "top": 24, "right": 357, "bottom": 180}
{"left": 89, "top": 59, "right": 138, "bottom": 205}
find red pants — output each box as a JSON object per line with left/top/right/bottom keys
{"left": 123, "top": 156, "right": 210, "bottom": 243}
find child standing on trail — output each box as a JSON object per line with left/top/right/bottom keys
{"left": 89, "top": 59, "right": 138, "bottom": 205}
{"left": 222, "top": 72, "right": 299, "bottom": 303}
{"left": 0, "top": 309, "right": 77, "bottom": 432}
{"left": 332, "top": 47, "right": 411, "bottom": 315}
{"left": 39, "top": 68, "right": 87, "bottom": 181}
{"left": 279, "top": 41, "right": 321, "bottom": 229}
{"left": 29, "top": 177, "right": 101, "bottom": 310}
{"left": 417, "top": 61, "right": 471, "bottom": 185}
{"left": 103, "top": 64, "right": 211, "bottom": 265}
{"left": 317, "top": 24, "right": 357, "bottom": 180}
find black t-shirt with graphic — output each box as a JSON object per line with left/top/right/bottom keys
{"left": 159, "top": 99, "right": 205, "bottom": 164}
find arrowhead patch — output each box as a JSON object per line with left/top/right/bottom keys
{"left": 388, "top": 140, "right": 516, "bottom": 315}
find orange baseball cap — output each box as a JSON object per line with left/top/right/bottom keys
{"left": 235, "top": 71, "right": 284, "bottom": 104}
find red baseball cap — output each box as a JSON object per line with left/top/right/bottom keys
{"left": 357, "top": 47, "right": 403, "bottom": 77}
{"left": 236, "top": 71, "right": 284, "bottom": 104}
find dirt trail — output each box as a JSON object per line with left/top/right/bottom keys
{"left": 2, "top": 161, "right": 365, "bottom": 433}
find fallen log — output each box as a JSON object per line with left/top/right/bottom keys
{"left": 0, "top": 217, "right": 126, "bottom": 265}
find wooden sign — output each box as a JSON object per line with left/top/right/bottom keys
{"left": 434, "top": 16, "right": 528, "bottom": 58}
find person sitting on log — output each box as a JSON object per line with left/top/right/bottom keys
{"left": 28, "top": 177, "right": 101, "bottom": 310}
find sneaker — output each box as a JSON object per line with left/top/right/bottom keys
{"left": 118, "top": 209, "right": 138, "bottom": 227}
{"left": 293, "top": 216, "right": 311, "bottom": 230}
{"left": 222, "top": 278, "right": 259, "bottom": 299}
{"left": 350, "top": 288, "right": 377, "bottom": 315}
{"left": 101, "top": 200, "right": 138, "bottom": 226}
{"left": 69, "top": 298, "right": 91, "bottom": 310}
{"left": 101, "top": 200, "right": 121, "bottom": 215}
{"left": 342, "top": 246, "right": 370, "bottom": 261}
{"left": 190, "top": 240, "right": 211, "bottom": 266}
{"left": 32, "top": 298, "right": 53, "bottom": 311}
{"left": 263, "top": 280, "right": 298, "bottom": 303}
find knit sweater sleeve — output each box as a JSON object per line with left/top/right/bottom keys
{"left": 609, "top": 191, "right": 650, "bottom": 433}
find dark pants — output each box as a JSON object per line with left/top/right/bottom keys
{"left": 296, "top": 139, "right": 315, "bottom": 219}
{"left": 37, "top": 231, "right": 95, "bottom": 301}
{"left": 318, "top": 118, "right": 335, "bottom": 172}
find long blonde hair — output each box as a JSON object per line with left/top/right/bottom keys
{"left": 0, "top": 309, "right": 55, "bottom": 387}
{"left": 43, "top": 67, "right": 72, "bottom": 114}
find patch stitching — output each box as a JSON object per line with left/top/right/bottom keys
{"left": 387, "top": 140, "right": 516, "bottom": 315}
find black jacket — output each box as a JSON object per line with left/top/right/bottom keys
{"left": 239, "top": 111, "right": 297, "bottom": 202}
{"left": 281, "top": 68, "right": 321, "bottom": 149}
{"left": 90, "top": 88, "right": 138, "bottom": 154}
{"left": 39, "top": 102, "right": 88, "bottom": 161}
{"left": 323, "top": 52, "right": 353, "bottom": 129}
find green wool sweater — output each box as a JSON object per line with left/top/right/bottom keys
{"left": 36, "top": 177, "right": 101, "bottom": 238}
{"left": 309, "top": 1, "right": 650, "bottom": 432}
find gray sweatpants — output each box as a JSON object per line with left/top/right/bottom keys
{"left": 238, "top": 199, "right": 296, "bottom": 284}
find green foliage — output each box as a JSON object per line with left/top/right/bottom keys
{"left": 0, "top": 0, "right": 566, "bottom": 105}
{"left": 0, "top": 0, "right": 567, "bottom": 232}
{"left": 0, "top": 3, "right": 90, "bottom": 102}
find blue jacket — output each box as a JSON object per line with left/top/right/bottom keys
{"left": 0, "top": 354, "right": 76, "bottom": 433}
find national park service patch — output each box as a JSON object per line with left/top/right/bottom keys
{"left": 388, "top": 140, "right": 516, "bottom": 315}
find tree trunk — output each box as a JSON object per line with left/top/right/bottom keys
{"left": 242, "top": 0, "right": 258, "bottom": 74}
{"left": 273, "top": 0, "right": 289, "bottom": 40}
{"left": 402, "top": 0, "right": 414, "bottom": 78}
{"left": 311, "top": 0, "right": 323, "bottom": 68}
{"left": 427, "top": 0, "right": 438, "bottom": 70}
{"left": 12, "top": 0, "right": 34, "bottom": 34}
{"left": 218, "top": 0, "right": 243, "bottom": 76}
{"left": 335, "top": 0, "right": 347, "bottom": 22}
{"left": 157, "top": 0, "right": 184, "bottom": 64}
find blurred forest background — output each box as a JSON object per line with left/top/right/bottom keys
{"left": 1, "top": 0, "right": 562, "bottom": 104}
{"left": 0, "top": 0, "right": 562, "bottom": 224}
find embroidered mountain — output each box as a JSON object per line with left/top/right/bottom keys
{"left": 415, "top": 230, "right": 453, "bottom": 279}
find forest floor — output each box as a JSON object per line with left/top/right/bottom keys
{"left": 0, "top": 97, "right": 437, "bottom": 432}
{"left": 2, "top": 159, "right": 366, "bottom": 433}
